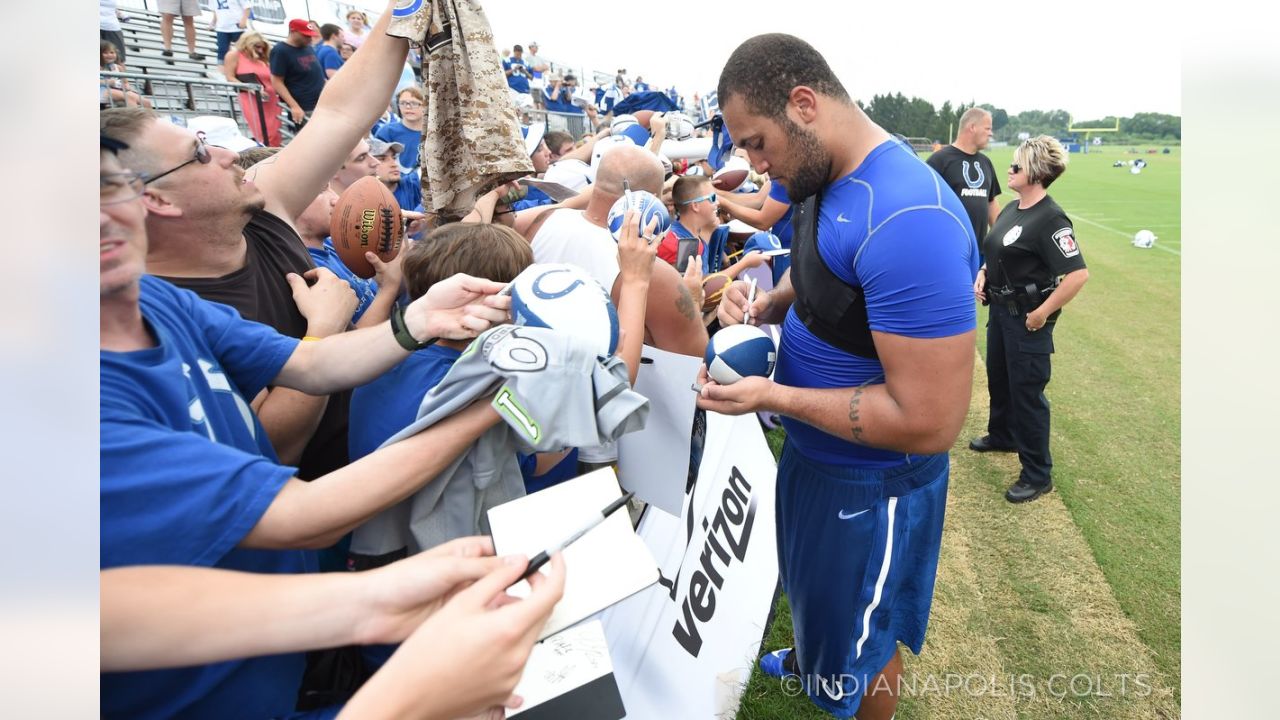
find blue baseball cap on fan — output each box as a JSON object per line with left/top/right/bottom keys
{"left": 743, "top": 231, "right": 782, "bottom": 255}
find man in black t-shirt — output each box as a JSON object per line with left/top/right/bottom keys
{"left": 100, "top": 7, "right": 416, "bottom": 481}
{"left": 927, "top": 108, "right": 1001, "bottom": 247}
{"left": 270, "top": 19, "right": 328, "bottom": 127}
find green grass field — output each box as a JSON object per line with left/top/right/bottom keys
{"left": 737, "top": 144, "right": 1181, "bottom": 719}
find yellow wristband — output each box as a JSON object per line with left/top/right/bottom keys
{"left": 301, "top": 336, "right": 323, "bottom": 342}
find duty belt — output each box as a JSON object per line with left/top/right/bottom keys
{"left": 989, "top": 284, "right": 1055, "bottom": 316}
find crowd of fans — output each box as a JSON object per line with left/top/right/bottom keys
{"left": 99, "top": 2, "right": 794, "bottom": 718}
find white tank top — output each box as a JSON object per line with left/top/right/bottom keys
{"left": 530, "top": 208, "right": 621, "bottom": 464}
{"left": 531, "top": 209, "right": 620, "bottom": 296}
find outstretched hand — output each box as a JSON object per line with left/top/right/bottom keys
{"left": 339, "top": 553, "right": 566, "bottom": 720}
{"left": 353, "top": 536, "right": 505, "bottom": 646}
{"left": 403, "top": 273, "right": 512, "bottom": 342}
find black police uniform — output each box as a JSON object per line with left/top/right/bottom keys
{"left": 981, "top": 196, "right": 1086, "bottom": 489}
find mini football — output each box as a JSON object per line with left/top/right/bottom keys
{"left": 607, "top": 190, "right": 671, "bottom": 242}
{"left": 705, "top": 324, "right": 776, "bottom": 385}
{"left": 330, "top": 175, "right": 402, "bottom": 279}
{"left": 509, "top": 263, "right": 620, "bottom": 358}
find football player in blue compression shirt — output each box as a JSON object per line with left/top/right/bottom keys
{"left": 697, "top": 34, "right": 979, "bottom": 720}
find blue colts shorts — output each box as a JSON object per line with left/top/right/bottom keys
{"left": 776, "top": 443, "right": 949, "bottom": 718}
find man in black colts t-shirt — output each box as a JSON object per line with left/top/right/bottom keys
{"left": 927, "top": 107, "right": 1002, "bottom": 249}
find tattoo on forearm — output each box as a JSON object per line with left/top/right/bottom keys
{"left": 675, "top": 284, "right": 698, "bottom": 321}
{"left": 849, "top": 387, "right": 864, "bottom": 444}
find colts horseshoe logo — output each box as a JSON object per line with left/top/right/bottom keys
{"left": 962, "top": 160, "right": 985, "bottom": 189}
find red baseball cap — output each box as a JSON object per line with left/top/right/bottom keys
{"left": 288, "top": 19, "right": 319, "bottom": 37}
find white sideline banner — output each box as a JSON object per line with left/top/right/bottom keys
{"left": 617, "top": 346, "right": 702, "bottom": 517}
{"left": 600, "top": 411, "right": 779, "bottom": 719}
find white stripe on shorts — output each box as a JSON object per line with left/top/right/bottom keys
{"left": 854, "top": 496, "right": 898, "bottom": 661}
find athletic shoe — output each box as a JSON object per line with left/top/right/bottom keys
{"left": 189, "top": 52, "right": 206, "bottom": 61}
{"left": 759, "top": 648, "right": 799, "bottom": 678}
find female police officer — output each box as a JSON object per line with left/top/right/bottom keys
{"left": 971, "top": 135, "right": 1089, "bottom": 503}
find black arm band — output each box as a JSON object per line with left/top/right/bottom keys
{"left": 390, "top": 303, "right": 438, "bottom": 352}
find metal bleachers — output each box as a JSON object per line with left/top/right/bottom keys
{"left": 106, "top": 7, "right": 290, "bottom": 141}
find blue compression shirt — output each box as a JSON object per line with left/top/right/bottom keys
{"left": 775, "top": 139, "right": 979, "bottom": 467}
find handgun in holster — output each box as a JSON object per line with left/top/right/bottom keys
{"left": 1009, "top": 282, "right": 1057, "bottom": 315}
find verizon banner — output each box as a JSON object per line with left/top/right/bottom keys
{"left": 600, "top": 411, "right": 779, "bottom": 719}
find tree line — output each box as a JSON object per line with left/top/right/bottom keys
{"left": 856, "top": 93, "right": 1181, "bottom": 144}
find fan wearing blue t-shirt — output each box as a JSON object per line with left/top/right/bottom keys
{"left": 716, "top": 171, "right": 795, "bottom": 280}
{"left": 350, "top": 223, "right": 578, "bottom": 509}
{"left": 542, "top": 75, "right": 584, "bottom": 115}
{"left": 371, "top": 138, "right": 423, "bottom": 218}
{"left": 315, "top": 23, "right": 346, "bottom": 78}
{"left": 375, "top": 87, "right": 424, "bottom": 171}
{"left": 100, "top": 136, "right": 517, "bottom": 720}
{"left": 697, "top": 36, "right": 979, "bottom": 720}
{"left": 347, "top": 223, "right": 577, "bottom": 672}
{"left": 503, "top": 45, "right": 531, "bottom": 95}
{"left": 662, "top": 176, "right": 772, "bottom": 281}
{"left": 292, "top": 182, "right": 403, "bottom": 328}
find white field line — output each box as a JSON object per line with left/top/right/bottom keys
{"left": 1073, "top": 214, "right": 1181, "bottom": 256}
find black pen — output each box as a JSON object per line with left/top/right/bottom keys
{"left": 512, "top": 491, "right": 635, "bottom": 584}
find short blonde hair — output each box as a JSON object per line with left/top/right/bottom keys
{"left": 1015, "top": 135, "right": 1069, "bottom": 188}
{"left": 959, "top": 107, "right": 991, "bottom": 130}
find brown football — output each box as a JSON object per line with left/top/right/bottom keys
{"left": 330, "top": 175, "right": 403, "bottom": 279}
{"left": 711, "top": 167, "right": 749, "bottom": 192}
{"left": 633, "top": 110, "right": 655, "bottom": 129}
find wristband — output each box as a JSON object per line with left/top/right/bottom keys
{"left": 390, "top": 304, "right": 438, "bottom": 352}
{"left": 301, "top": 336, "right": 323, "bottom": 342}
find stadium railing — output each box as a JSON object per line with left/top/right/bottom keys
{"left": 544, "top": 111, "right": 590, "bottom": 138}
{"left": 100, "top": 71, "right": 273, "bottom": 141}
{"left": 520, "top": 109, "right": 591, "bottom": 140}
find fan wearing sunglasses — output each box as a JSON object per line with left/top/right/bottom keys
{"left": 970, "top": 135, "right": 1089, "bottom": 504}
{"left": 663, "top": 175, "right": 771, "bottom": 311}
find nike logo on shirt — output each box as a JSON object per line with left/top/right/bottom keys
{"left": 836, "top": 213, "right": 852, "bottom": 223}
{"left": 837, "top": 508, "right": 869, "bottom": 520}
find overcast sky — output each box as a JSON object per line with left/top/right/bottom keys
{"left": 479, "top": 0, "right": 1181, "bottom": 120}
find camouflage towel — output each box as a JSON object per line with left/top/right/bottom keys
{"left": 387, "top": 0, "right": 532, "bottom": 221}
